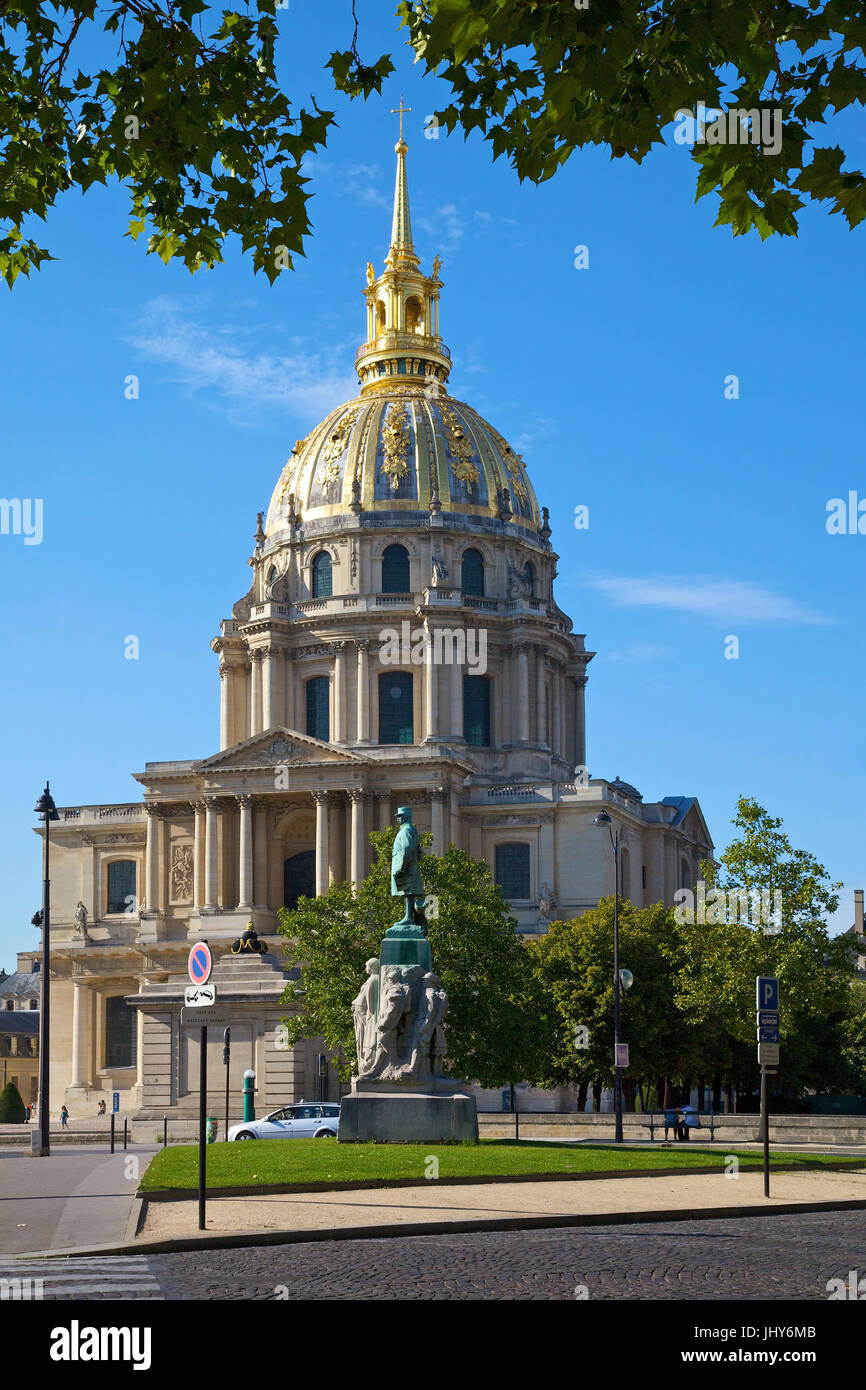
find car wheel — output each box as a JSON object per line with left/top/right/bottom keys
{"left": 314, "top": 1129, "right": 337, "bottom": 1139}
{"left": 235, "top": 1131, "right": 257, "bottom": 1140}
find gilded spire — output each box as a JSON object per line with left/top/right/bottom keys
{"left": 387, "top": 97, "right": 418, "bottom": 270}
{"left": 356, "top": 114, "right": 450, "bottom": 394}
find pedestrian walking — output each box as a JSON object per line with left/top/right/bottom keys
{"left": 60, "top": 1105, "right": 70, "bottom": 1129}
{"left": 97, "top": 1100, "right": 106, "bottom": 1116}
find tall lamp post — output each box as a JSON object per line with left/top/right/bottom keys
{"left": 594, "top": 809, "right": 627, "bottom": 1144}
{"left": 33, "top": 782, "right": 59, "bottom": 1157}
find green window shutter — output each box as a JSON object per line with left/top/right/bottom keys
{"left": 382, "top": 544, "right": 410, "bottom": 593}
{"left": 461, "top": 548, "right": 485, "bottom": 596}
{"left": 379, "top": 672, "right": 414, "bottom": 744}
{"left": 105, "top": 996, "right": 137, "bottom": 1069}
{"left": 495, "top": 842, "right": 530, "bottom": 900}
{"left": 312, "top": 552, "right": 332, "bottom": 598}
{"left": 306, "top": 676, "right": 330, "bottom": 741}
{"left": 107, "top": 860, "right": 136, "bottom": 914}
{"left": 463, "top": 674, "right": 491, "bottom": 746}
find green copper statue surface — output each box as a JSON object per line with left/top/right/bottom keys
{"left": 390, "top": 806, "right": 427, "bottom": 929}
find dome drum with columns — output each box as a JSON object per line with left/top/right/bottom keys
{"left": 31, "top": 127, "right": 713, "bottom": 1123}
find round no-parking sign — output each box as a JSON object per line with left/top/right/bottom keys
{"left": 188, "top": 941, "right": 213, "bottom": 986}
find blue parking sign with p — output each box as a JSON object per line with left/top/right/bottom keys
{"left": 756, "top": 977, "right": 779, "bottom": 1011}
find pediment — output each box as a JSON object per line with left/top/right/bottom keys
{"left": 196, "top": 728, "right": 371, "bottom": 772}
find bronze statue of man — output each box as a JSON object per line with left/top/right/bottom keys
{"left": 390, "top": 806, "right": 426, "bottom": 928}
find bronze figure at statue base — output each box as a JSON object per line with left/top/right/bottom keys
{"left": 338, "top": 807, "right": 478, "bottom": 1144}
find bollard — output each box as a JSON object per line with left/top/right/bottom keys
{"left": 709, "top": 1110, "right": 715, "bottom": 1142}
{"left": 110, "top": 1112, "right": 115, "bottom": 1154}
{"left": 163, "top": 1114, "right": 168, "bottom": 1147}
{"left": 243, "top": 1069, "right": 256, "bottom": 1123}
{"left": 123, "top": 1117, "right": 128, "bottom": 1150}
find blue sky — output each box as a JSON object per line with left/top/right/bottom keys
{"left": 1, "top": 1, "right": 863, "bottom": 965}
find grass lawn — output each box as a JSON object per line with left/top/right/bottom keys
{"left": 139, "top": 1139, "right": 864, "bottom": 1193}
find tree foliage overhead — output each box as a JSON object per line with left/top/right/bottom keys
{"left": 400, "top": 0, "right": 866, "bottom": 239}
{"left": 2, "top": 0, "right": 864, "bottom": 287}
{"left": 0, "top": 0, "right": 392, "bottom": 286}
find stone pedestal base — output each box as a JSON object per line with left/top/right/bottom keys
{"left": 338, "top": 1089, "right": 478, "bottom": 1144}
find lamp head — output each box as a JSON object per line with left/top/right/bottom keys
{"left": 619, "top": 968, "right": 634, "bottom": 992}
{"left": 593, "top": 811, "right": 612, "bottom": 827}
{"left": 34, "top": 783, "right": 59, "bottom": 819}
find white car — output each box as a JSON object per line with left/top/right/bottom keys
{"left": 228, "top": 1102, "right": 340, "bottom": 1141}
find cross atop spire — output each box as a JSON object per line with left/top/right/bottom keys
{"left": 390, "top": 95, "right": 412, "bottom": 146}
{"left": 387, "top": 103, "right": 417, "bottom": 267}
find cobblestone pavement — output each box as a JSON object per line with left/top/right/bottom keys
{"left": 133, "top": 1210, "right": 866, "bottom": 1301}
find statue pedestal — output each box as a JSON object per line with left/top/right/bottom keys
{"left": 341, "top": 923, "right": 478, "bottom": 1143}
{"left": 338, "top": 1086, "right": 478, "bottom": 1144}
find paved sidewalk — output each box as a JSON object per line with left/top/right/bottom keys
{"left": 0, "top": 1146, "right": 157, "bottom": 1254}
{"left": 137, "top": 1165, "right": 866, "bottom": 1246}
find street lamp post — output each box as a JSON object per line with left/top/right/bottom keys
{"left": 594, "top": 809, "right": 625, "bottom": 1144}
{"left": 33, "top": 782, "right": 59, "bottom": 1157}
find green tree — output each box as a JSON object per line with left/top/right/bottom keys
{"left": 840, "top": 979, "right": 866, "bottom": 1095}
{"left": 278, "top": 827, "right": 549, "bottom": 1088}
{"left": 4, "top": 0, "right": 865, "bottom": 286}
{"left": 401, "top": 0, "right": 866, "bottom": 240}
{"left": 676, "top": 796, "right": 852, "bottom": 1101}
{"left": 0, "top": 1081, "right": 26, "bottom": 1123}
{"left": 529, "top": 898, "right": 693, "bottom": 1109}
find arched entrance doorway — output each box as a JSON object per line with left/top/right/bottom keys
{"left": 284, "top": 850, "right": 316, "bottom": 910}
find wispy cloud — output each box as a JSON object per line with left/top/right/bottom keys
{"left": 601, "top": 642, "right": 670, "bottom": 663}
{"left": 585, "top": 575, "right": 834, "bottom": 625}
{"left": 417, "top": 202, "right": 465, "bottom": 256}
{"left": 513, "top": 416, "right": 557, "bottom": 457}
{"left": 305, "top": 158, "right": 391, "bottom": 211}
{"left": 126, "top": 297, "right": 357, "bottom": 423}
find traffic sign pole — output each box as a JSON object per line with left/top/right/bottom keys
{"left": 199, "top": 1024, "right": 207, "bottom": 1231}
{"left": 756, "top": 976, "right": 780, "bottom": 1199}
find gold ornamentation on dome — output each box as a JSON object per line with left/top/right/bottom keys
{"left": 380, "top": 402, "right": 411, "bottom": 490}
{"left": 440, "top": 401, "right": 480, "bottom": 491}
{"left": 320, "top": 408, "right": 360, "bottom": 467}
{"left": 366, "top": 261, "right": 375, "bottom": 286}
{"left": 318, "top": 459, "right": 342, "bottom": 492}
{"left": 278, "top": 435, "right": 309, "bottom": 501}
{"left": 512, "top": 477, "right": 528, "bottom": 504}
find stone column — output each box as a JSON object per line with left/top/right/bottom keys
{"left": 219, "top": 661, "right": 230, "bottom": 750}
{"left": 204, "top": 798, "right": 219, "bottom": 909}
{"left": 249, "top": 650, "right": 263, "bottom": 737}
{"left": 314, "top": 791, "right": 330, "bottom": 896}
{"left": 560, "top": 665, "right": 569, "bottom": 756}
{"left": 349, "top": 789, "right": 366, "bottom": 887}
{"left": 355, "top": 640, "right": 370, "bottom": 742}
{"left": 516, "top": 644, "right": 530, "bottom": 743}
{"left": 253, "top": 802, "right": 268, "bottom": 907}
{"left": 70, "top": 980, "right": 88, "bottom": 1088}
{"left": 144, "top": 805, "right": 159, "bottom": 914}
{"left": 575, "top": 674, "right": 587, "bottom": 769}
{"left": 535, "top": 647, "right": 547, "bottom": 745}
{"left": 237, "top": 794, "right": 254, "bottom": 909}
{"left": 284, "top": 652, "right": 295, "bottom": 730}
{"left": 431, "top": 787, "right": 447, "bottom": 854}
{"left": 333, "top": 641, "right": 346, "bottom": 742}
{"left": 424, "top": 626, "right": 437, "bottom": 741}
{"left": 449, "top": 787, "right": 461, "bottom": 849}
{"left": 377, "top": 790, "right": 391, "bottom": 830}
{"left": 193, "top": 799, "right": 206, "bottom": 909}
{"left": 449, "top": 658, "right": 462, "bottom": 739}
{"left": 262, "top": 647, "right": 281, "bottom": 731}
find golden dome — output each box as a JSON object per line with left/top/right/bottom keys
{"left": 264, "top": 388, "right": 541, "bottom": 535}
{"left": 265, "top": 127, "right": 542, "bottom": 540}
